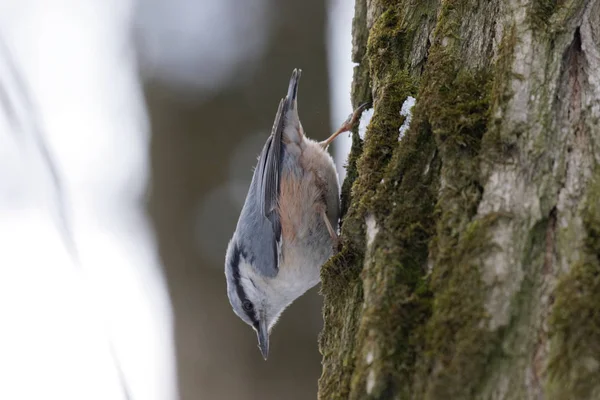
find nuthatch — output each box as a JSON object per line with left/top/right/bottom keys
{"left": 225, "top": 69, "right": 366, "bottom": 359}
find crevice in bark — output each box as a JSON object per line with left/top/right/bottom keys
{"left": 564, "top": 28, "right": 583, "bottom": 124}
{"left": 544, "top": 207, "right": 557, "bottom": 275}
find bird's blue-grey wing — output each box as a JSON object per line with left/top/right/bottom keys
{"left": 258, "top": 98, "right": 285, "bottom": 236}
{"left": 257, "top": 69, "right": 300, "bottom": 230}
{"left": 245, "top": 98, "right": 285, "bottom": 278}
{"left": 231, "top": 105, "right": 281, "bottom": 278}
{"left": 241, "top": 70, "right": 300, "bottom": 278}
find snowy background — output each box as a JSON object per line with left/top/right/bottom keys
{"left": 0, "top": 0, "right": 357, "bottom": 399}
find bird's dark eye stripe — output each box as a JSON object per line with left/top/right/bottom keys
{"left": 230, "top": 242, "right": 259, "bottom": 327}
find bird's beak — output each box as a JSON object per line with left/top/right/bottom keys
{"left": 257, "top": 318, "right": 270, "bottom": 360}
{"left": 285, "top": 68, "right": 301, "bottom": 111}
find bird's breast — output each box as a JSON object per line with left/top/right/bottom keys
{"left": 275, "top": 138, "right": 340, "bottom": 291}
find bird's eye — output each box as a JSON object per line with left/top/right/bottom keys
{"left": 242, "top": 300, "right": 254, "bottom": 312}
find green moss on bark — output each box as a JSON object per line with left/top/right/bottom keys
{"left": 406, "top": 1, "right": 503, "bottom": 397}
{"left": 348, "top": 111, "right": 440, "bottom": 399}
{"left": 340, "top": 130, "right": 365, "bottom": 220}
{"left": 319, "top": 245, "right": 364, "bottom": 400}
{"left": 530, "top": 0, "right": 558, "bottom": 29}
{"left": 422, "top": 215, "right": 504, "bottom": 399}
{"left": 320, "top": 0, "right": 440, "bottom": 398}
{"left": 484, "top": 24, "right": 518, "bottom": 162}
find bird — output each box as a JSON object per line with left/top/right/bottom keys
{"left": 224, "top": 68, "right": 366, "bottom": 359}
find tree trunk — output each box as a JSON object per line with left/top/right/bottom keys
{"left": 318, "top": 0, "right": 600, "bottom": 399}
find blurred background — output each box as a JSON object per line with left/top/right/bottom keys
{"left": 0, "top": 0, "right": 354, "bottom": 399}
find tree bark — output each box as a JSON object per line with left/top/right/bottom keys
{"left": 318, "top": 1, "right": 600, "bottom": 399}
